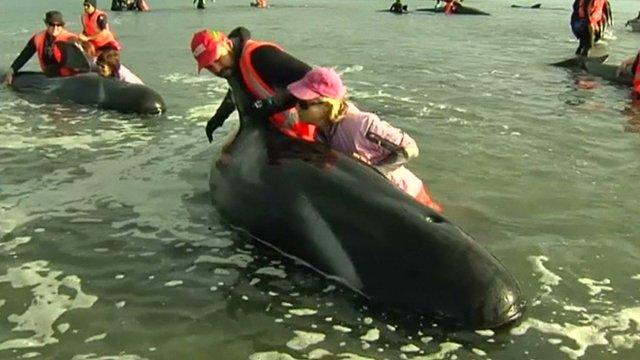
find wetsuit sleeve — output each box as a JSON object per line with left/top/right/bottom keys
{"left": 10, "top": 37, "right": 37, "bottom": 74}
{"left": 97, "top": 14, "right": 107, "bottom": 31}
{"left": 206, "top": 89, "right": 236, "bottom": 141}
{"left": 251, "top": 91, "right": 298, "bottom": 118}
{"left": 212, "top": 89, "right": 236, "bottom": 121}
{"left": 251, "top": 45, "right": 312, "bottom": 90}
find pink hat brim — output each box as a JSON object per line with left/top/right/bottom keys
{"left": 287, "top": 81, "right": 321, "bottom": 100}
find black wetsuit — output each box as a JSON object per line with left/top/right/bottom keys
{"left": 10, "top": 34, "right": 63, "bottom": 76}
{"left": 390, "top": 3, "right": 405, "bottom": 13}
{"left": 205, "top": 27, "right": 311, "bottom": 141}
{"left": 112, "top": 0, "right": 140, "bottom": 11}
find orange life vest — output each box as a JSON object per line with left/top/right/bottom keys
{"left": 578, "top": 0, "right": 606, "bottom": 27}
{"left": 238, "top": 40, "right": 316, "bottom": 142}
{"left": 81, "top": 9, "right": 121, "bottom": 51}
{"left": 33, "top": 29, "right": 77, "bottom": 76}
{"left": 444, "top": 0, "right": 457, "bottom": 14}
{"left": 632, "top": 52, "right": 640, "bottom": 97}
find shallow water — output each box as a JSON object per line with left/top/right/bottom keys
{"left": 1, "top": 0, "right": 640, "bottom": 359}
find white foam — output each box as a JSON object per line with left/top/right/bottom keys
{"left": 70, "top": 353, "right": 148, "bottom": 360}
{"left": 335, "top": 353, "right": 376, "bottom": 360}
{"left": 529, "top": 255, "right": 562, "bottom": 288}
{"left": 286, "top": 330, "right": 326, "bottom": 351}
{"left": 341, "top": 65, "right": 364, "bottom": 74}
{"left": 162, "top": 73, "right": 213, "bottom": 84}
{"left": 163, "top": 280, "right": 183, "bottom": 287}
{"left": 0, "top": 261, "right": 97, "bottom": 351}
{"left": 308, "top": 348, "right": 332, "bottom": 359}
{"left": 84, "top": 333, "right": 107, "bottom": 343}
{"left": 401, "top": 344, "right": 421, "bottom": 353}
{"left": 289, "top": 309, "right": 318, "bottom": 316}
{"left": 0, "top": 236, "right": 31, "bottom": 252}
{"left": 360, "top": 328, "right": 380, "bottom": 342}
{"left": 510, "top": 317, "right": 608, "bottom": 359}
{"left": 578, "top": 278, "right": 613, "bottom": 296}
{"left": 333, "top": 325, "right": 352, "bottom": 333}
{"left": 408, "top": 342, "right": 462, "bottom": 360}
{"left": 475, "top": 329, "right": 494, "bottom": 337}
{"left": 195, "top": 253, "right": 254, "bottom": 268}
{"left": 255, "top": 266, "right": 287, "bottom": 278}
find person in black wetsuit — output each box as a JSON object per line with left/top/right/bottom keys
{"left": 190, "top": 27, "right": 313, "bottom": 142}
{"left": 194, "top": 0, "right": 206, "bottom": 10}
{"left": 4, "top": 11, "right": 78, "bottom": 86}
{"left": 389, "top": 0, "right": 407, "bottom": 13}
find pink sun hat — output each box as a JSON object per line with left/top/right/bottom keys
{"left": 287, "top": 67, "right": 346, "bottom": 100}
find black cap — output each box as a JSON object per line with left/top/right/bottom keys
{"left": 44, "top": 10, "right": 65, "bottom": 25}
{"left": 84, "top": 0, "right": 97, "bottom": 7}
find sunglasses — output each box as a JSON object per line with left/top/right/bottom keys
{"left": 46, "top": 22, "right": 64, "bottom": 27}
{"left": 298, "top": 100, "right": 323, "bottom": 110}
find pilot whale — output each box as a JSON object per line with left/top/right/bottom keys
{"left": 208, "top": 81, "right": 525, "bottom": 329}
{"left": 10, "top": 71, "right": 165, "bottom": 115}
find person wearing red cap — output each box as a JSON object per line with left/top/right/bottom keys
{"left": 285, "top": 67, "right": 442, "bottom": 213}
{"left": 190, "top": 27, "right": 314, "bottom": 142}
{"left": 79, "top": 0, "right": 121, "bottom": 53}
{"left": 4, "top": 11, "right": 78, "bottom": 86}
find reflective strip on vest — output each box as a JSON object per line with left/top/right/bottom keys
{"left": 33, "top": 29, "right": 76, "bottom": 74}
{"left": 238, "top": 39, "right": 315, "bottom": 141}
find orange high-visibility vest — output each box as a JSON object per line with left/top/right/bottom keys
{"left": 578, "top": 0, "right": 606, "bottom": 27}
{"left": 239, "top": 40, "right": 316, "bottom": 141}
{"left": 444, "top": 0, "right": 458, "bottom": 14}
{"left": 81, "top": 9, "right": 121, "bottom": 51}
{"left": 632, "top": 52, "right": 640, "bottom": 97}
{"left": 33, "top": 29, "right": 77, "bottom": 76}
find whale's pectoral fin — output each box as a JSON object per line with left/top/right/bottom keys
{"left": 58, "top": 41, "right": 92, "bottom": 72}
{"left": 292, "top": 194, "right": 364, "bottom": 292}
{"left": 551, "top": 54, "right": 608, "bottom": 69}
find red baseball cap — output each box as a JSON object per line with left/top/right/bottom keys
{"left": 287, "top": 67, "right": 346, "bottom": 100}
{"left": 190, "top": 29, "right": 228, "bottom": 72}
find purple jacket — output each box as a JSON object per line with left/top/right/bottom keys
{"left": 318, "top": 102, "right": 417, "bottom": 168}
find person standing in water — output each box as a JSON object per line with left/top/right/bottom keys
{"left": 194, "top": 0, "right": 206, "bottom": 10}
{"left": 571, "top": 0, "right": 607, "bottom": 56}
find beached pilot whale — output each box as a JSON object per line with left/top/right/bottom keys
{"left": 416, "top": 5, "right": 490, "bottom": 15}
{"left": 9, "top": 71, "right": 165, "bottom": 115}
{"left": 552, "top": 54, "right": 633, "bottom": 88}
{"left": 208, "top": 78, "right": 525, "bottom": 329}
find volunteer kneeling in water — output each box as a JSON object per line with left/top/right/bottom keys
{"left": 285, "top": 67, "right": 443, "bottom": 213}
